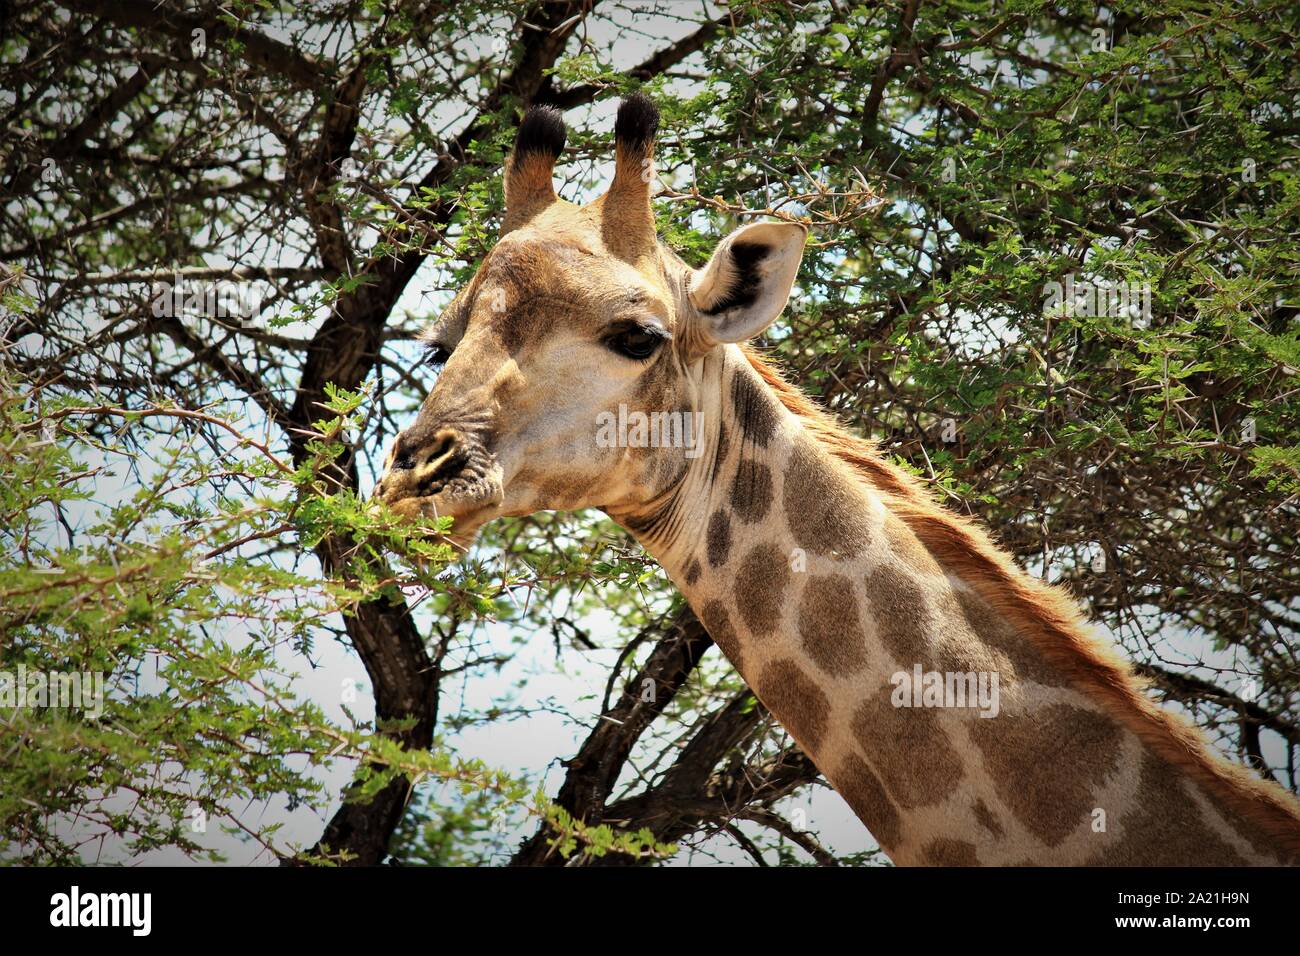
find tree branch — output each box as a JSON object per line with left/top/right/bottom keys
{"left": 58, "top": 0, "right": 333, "bottom": 89}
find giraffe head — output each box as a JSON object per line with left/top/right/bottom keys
{"left": 373, "top": 95, "right": 806, "bottom": 548}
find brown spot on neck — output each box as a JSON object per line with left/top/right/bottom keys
{"left": 852, "top": 687, "right": 964, "bottom": 809}
{"left": 683, "top": 558, "right": 702, "bottom": 586}
{"left": 921, "top": 837, "right": 979, "bottom": 866}
{"left": 1090, "top": 751, "right": 1251, "bottom": 865}
{"left": 730, "top": 458, "right": 773, "bottom": 522}
{"left": 700, "top": 599, "right": 743, "bottom": 672}
{"left": 735, "top": 542, "right": 790, "bottom": 637}
{"left": 755, "top": 658, "right": 831, "bottom": 752}
{"left": 883, "top": 513, "right": 942, "bottom": 577}
{"left": 783, "top": 436, "right": 871, "bottom": 558}
{"left": 949, "top": 587, "right": 1066, "bottom": 688}
{"left": 970, "top": 704, "right": 1121, "bottom": 848}
{"left": 706, "top": 508, "right": 732, "bottom": 567}
{"left": 729, "top": 367, "right": 780, "bottom": 447}
{"left": 798, "top": 574, "right": 870, "bottom": 675}
{"left": 973, "top": 799, "right": 1005, "bottom": 839}
{"left": 710, "top": 421, "right": 731, "bottom": 482}
{"left": 863, "top": 563, "right": 936, "bottom": 667}
{"left": 836, "top": 755, "right": 902, "bottom": 852}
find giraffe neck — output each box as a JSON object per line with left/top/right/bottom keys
{"left": 616, "top": 346, "right": 1294, "bottom": 865}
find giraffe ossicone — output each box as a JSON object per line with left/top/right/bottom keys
{"left": 372, "top": 93, "right": 1300, "bottom": 866}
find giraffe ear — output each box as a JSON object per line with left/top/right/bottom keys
{"left": 687, "top": 221, "right": 807, "bottom": 349}
{"left": 502, "top": 105, "right": 565, "bottom": 232}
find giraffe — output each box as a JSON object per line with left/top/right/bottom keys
{"left": 371, "top": 94, "right": 1300, "bottom": 865}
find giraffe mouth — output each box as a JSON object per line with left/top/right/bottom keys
{"left": 372, "top": 424, "right": 507, "bottom": 551}
{"left": 378, "top": 466, "right": 505, "bottom": 551}
{"left": 401, "top": 478, "right": 503, "bottom": 517}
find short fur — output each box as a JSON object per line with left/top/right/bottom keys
{"left": 742, "top": 345, "right": 1300, "bottom": 860}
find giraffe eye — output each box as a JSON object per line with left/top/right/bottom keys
{"left": 608, "top": 326, "right": 665, "bottom": 361}
{"left": 424, "top": 343, "right": 451, "bottom": 371}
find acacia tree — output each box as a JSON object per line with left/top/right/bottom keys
{"left": 2, "top": 0, "right": 1297, "bottom": 866}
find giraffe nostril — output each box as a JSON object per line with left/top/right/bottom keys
{"left": 423, "top": 429, "right": 456, "bottom": 467}
{"left": 419, "top": 429, "right": 469, "bottom": 491}
{"left": 389, "top": 434, "right": 415, "bottom": 471}
{"left": 383, "top": 428, "right": 470, "bottom": 498}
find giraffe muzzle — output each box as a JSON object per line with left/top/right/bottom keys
{"left": 372, "top": 426, "right": 503, "bottom": 524}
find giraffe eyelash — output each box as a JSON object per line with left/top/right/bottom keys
{"left": 605, "top": 323, "right": 668, "bottom": 361}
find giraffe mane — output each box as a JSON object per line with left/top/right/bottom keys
{"left": 741, "top": 344, "right": 1300, "bottom": 857}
